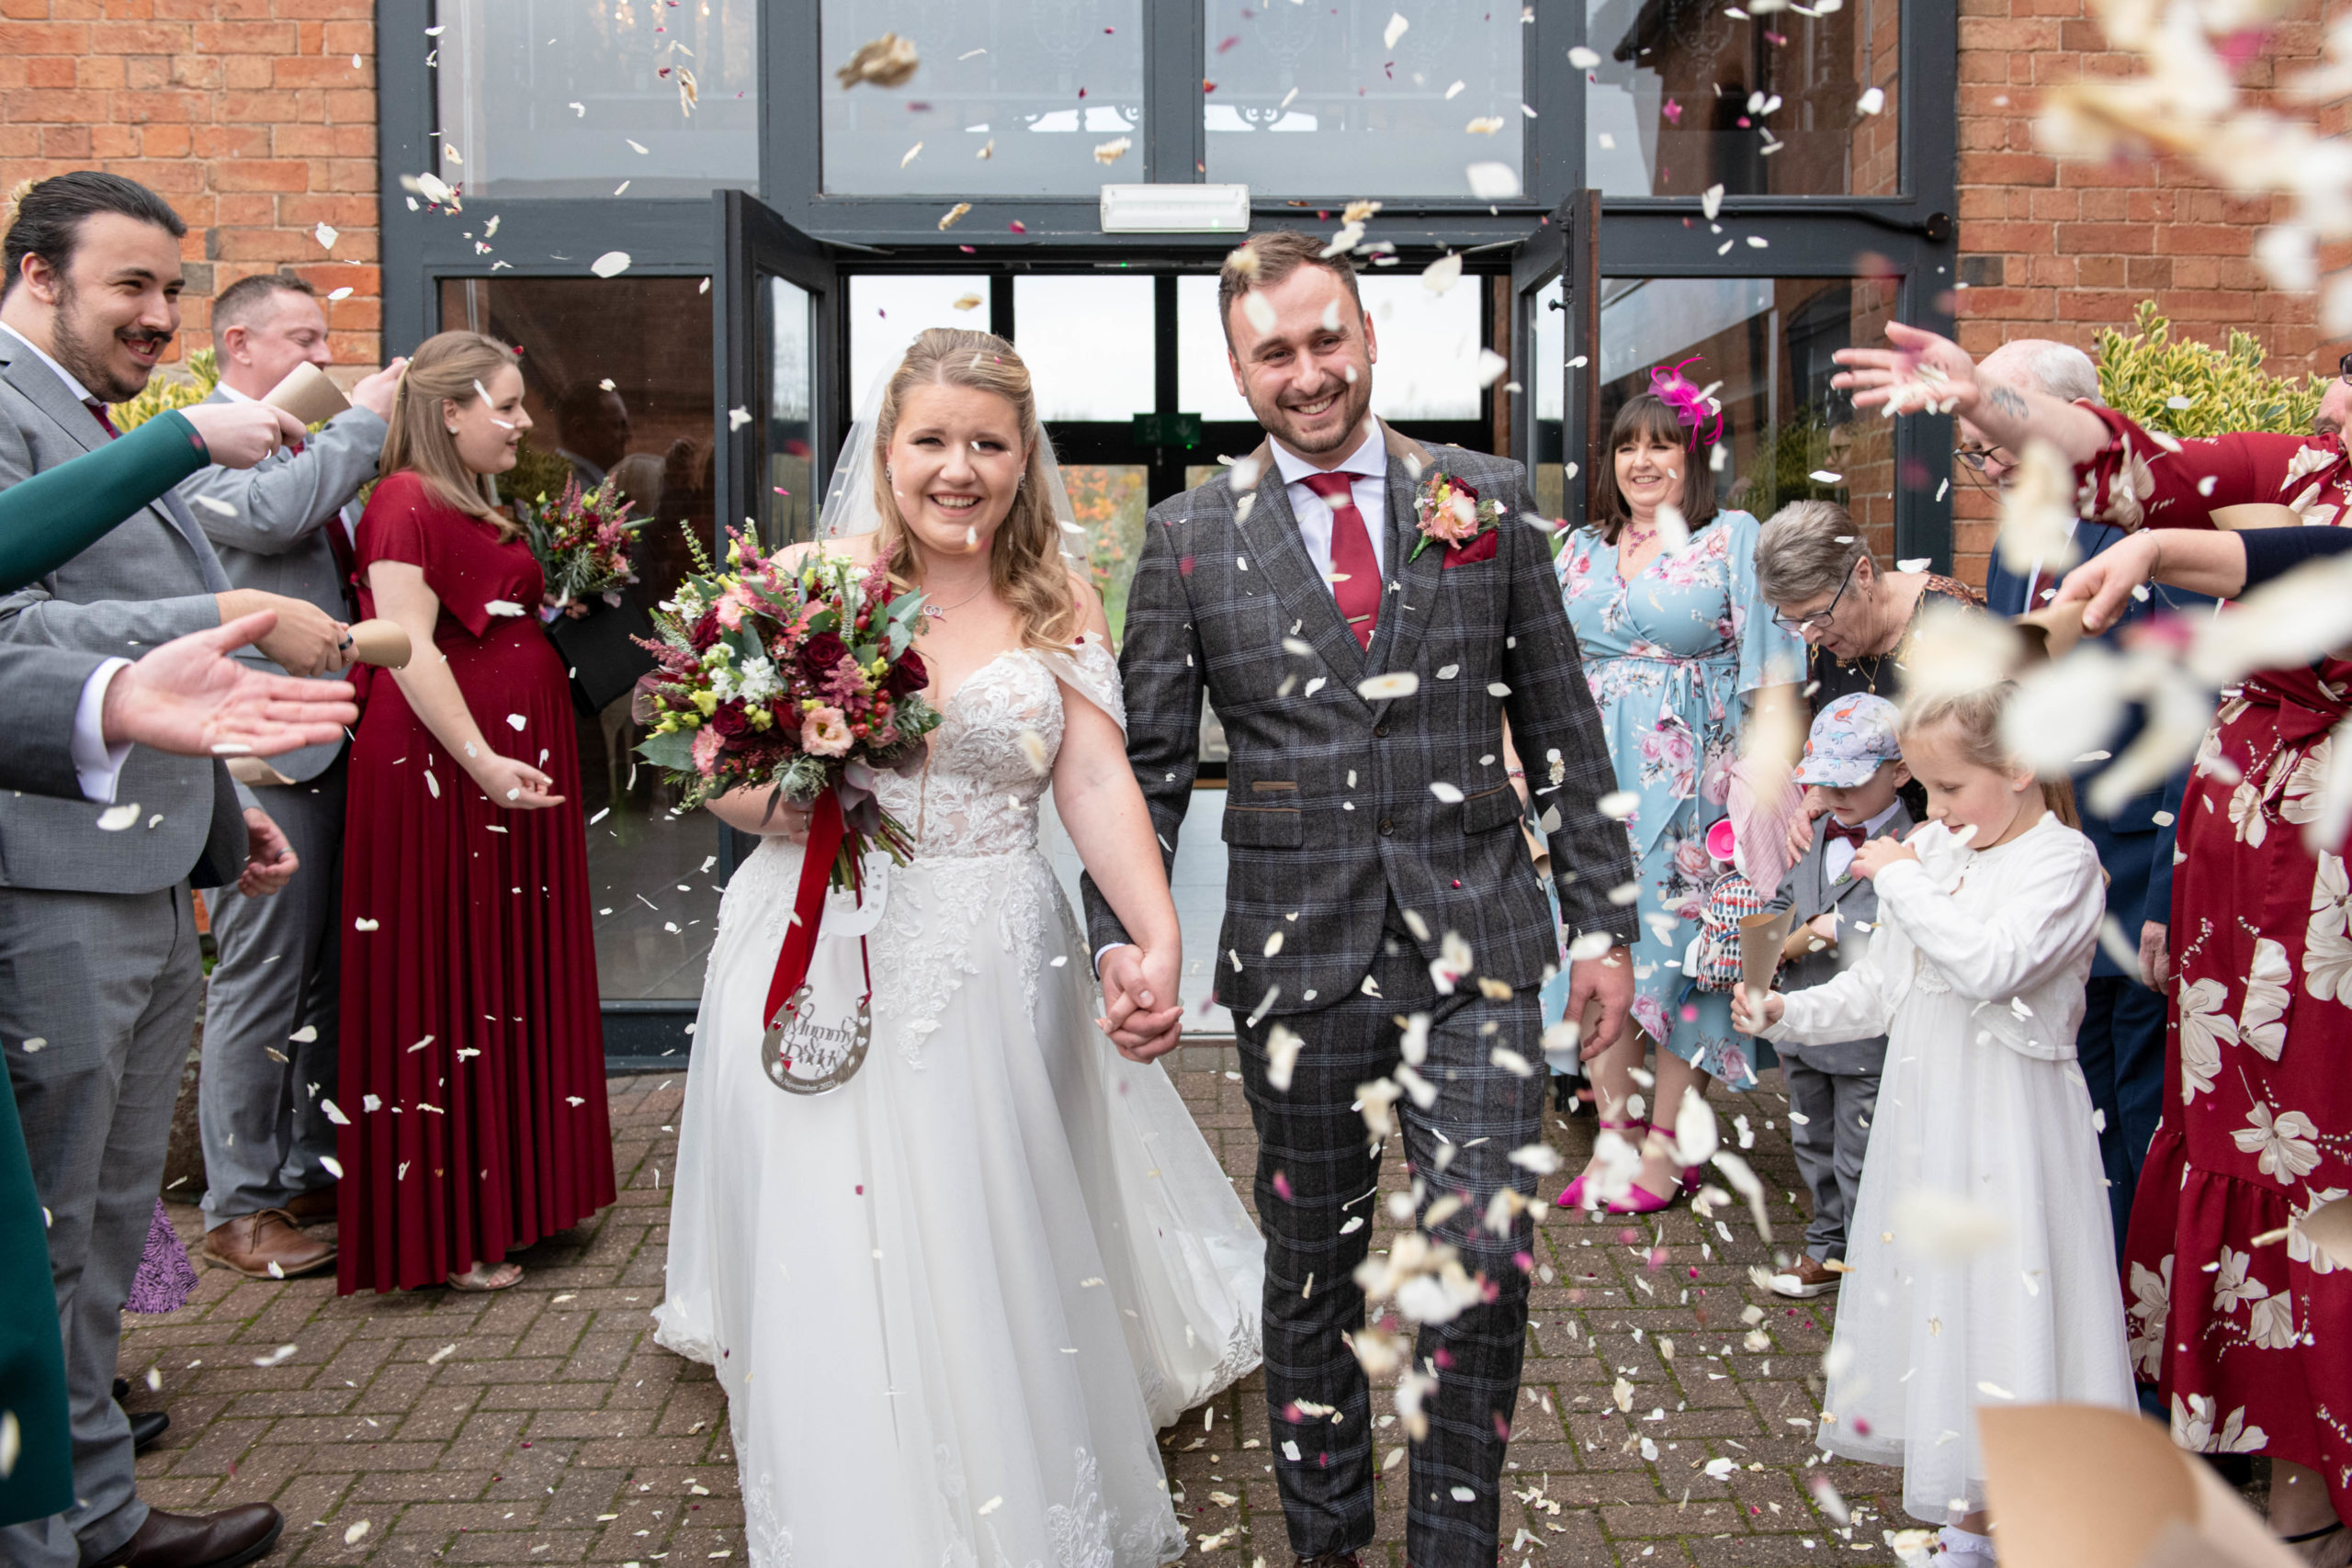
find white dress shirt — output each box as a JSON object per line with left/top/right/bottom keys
{"left": 1271, "top": 425, "right": 1388, "bottom": 592}
{"left": 0, "top": 324, "right": 134, "bottom": 800}
{"left": 1825, "top": 797, "right": 1905, "bottom": 885}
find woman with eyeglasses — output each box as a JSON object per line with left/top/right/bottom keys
{"left": 1837, "top": 319, "right": 2352, "bottom": 1565}
{"left": 1551, "top": 385, "right": 1806, "bottom": 1212}
{"left": 1753, "top": 500, "right": 1984, "bottom": 712}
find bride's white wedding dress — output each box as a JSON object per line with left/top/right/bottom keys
{"left": 654, "top": 637, "right": 1264, "bottom": 1568}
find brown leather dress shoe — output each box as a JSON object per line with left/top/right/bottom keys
{"left": 280, "top": 1186, "right": 337, "bottom": 1224}
{"left": 202, "top": 1209, "right": 334, "bottom": 1280}
{"left": 1768, "top": 1254, "right": 1843, "bottom": 1299}
{"left": 88, "top": 1503, "right": 283, "bottom": 1568}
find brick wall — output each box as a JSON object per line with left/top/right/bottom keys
{"left": 0, "top": 0, "right": 379, "bottom": 383}
{"left": 1949, "top": 0, "right": 2344, "bottom": 584}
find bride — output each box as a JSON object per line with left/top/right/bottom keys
{"left": 654, "top": 327, "right": 1264, "bottom": 1567}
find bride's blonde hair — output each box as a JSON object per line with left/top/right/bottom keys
{"left": 869, "top": 328, "right": 1080, "bottom": 650}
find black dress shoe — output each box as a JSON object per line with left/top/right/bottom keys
{"left": 113, "top": 1376, "right": 130, "bottom": 1400}
{"left": 127, "top": 1407, "right": 169, "bottom": 1452}
{"left": 88, "top": 1504, "right": 282, "bottom": 1568}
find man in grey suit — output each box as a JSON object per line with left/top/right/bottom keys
{"left": 1757, "top": 693, "right": 1910, "bottom": 1301}
{"left": 180, "top": 273, "right": 403, "bottom": 1281}
{"left": 1083, "top": 231, "right": 1635, "bottom": 1568}
{"left": 0, "top": 171, "right": 351, "bottom": 1568}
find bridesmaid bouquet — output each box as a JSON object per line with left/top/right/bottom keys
{"left": 521, "top": 476, "right": 642, "bottom": 609}
{"left": 633, "top": 531, "right": 942, "bottom": 881}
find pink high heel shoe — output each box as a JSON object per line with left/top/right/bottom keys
{"left": 1598, "top": 1124, "right": 1690, "bottom": 1214}
{"left": 1556, "top": 1118, "right": 1645, "bottom": 1209}
{"left": 1650, "top": 1121, "right": 1706, "bottom": 1196}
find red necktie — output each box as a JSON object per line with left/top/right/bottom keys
{"left": 84, "top": 399, "right": 119, "bottom": 441}
{"left": 1825, "top": 818, "right": 1869, "bottom": 852}
{"left": 1300, "top": 470, "right": 1381, "bottom": 650}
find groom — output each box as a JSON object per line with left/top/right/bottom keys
{"left": 1084, "top": 231, "right": 1635, "bottom": 1568}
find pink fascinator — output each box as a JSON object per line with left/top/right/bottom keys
{"left": 1648, "top": 355, "right": 1724, "bottom": 450}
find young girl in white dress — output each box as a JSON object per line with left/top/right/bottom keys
{"left": 1733, "top": 682, "right": 2135, "bottom": 1562}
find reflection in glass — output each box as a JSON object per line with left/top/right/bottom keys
{"left": 1585, "top": 0, "right": 1900, "bottom": 197}
{"left": 1063, "top": 464, "right": 1148, "bottom": 641}
{"left": 1012, "top": 276, "right": 1155, "bottom": 422}
{"left": 1531, "top": 276, "right": 1566, "bottom": 519}
{"left": 1175, "top": 273, "right": 1485, "bottom": 425}
{"left": 1203, "top": 0, "right": 1524, "bottom": 197}
{"left": 435, "top": 0, "right": 759, "bottom": 198}
{"left": 761, "top": 276, "right": 816, "bottom": 550}
{"left": 820, "top": 0, "right": 1143, "bottom": 196}
{"left": 439, "top": 277, "right": 721, "bottom": 999}
{"left": 849, "top": 275, "right": 991, "bottom": 400}
{"left": 1595, "top": 275, "right": 1897, "bottom": 539}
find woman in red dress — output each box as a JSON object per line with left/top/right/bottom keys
{"left": 1838, "top": 322, "right": 2352, "bottom": 1561}
{"left": 337, "top": 331, "right": 615, "bottom": 1293}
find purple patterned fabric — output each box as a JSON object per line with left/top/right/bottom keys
{"left": 124, "top": 1199, "right": 196, "bottom": 1314}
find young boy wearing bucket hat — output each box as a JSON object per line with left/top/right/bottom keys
{"left": 1761, "top": 694, "right": 1912, "bottom": 1299}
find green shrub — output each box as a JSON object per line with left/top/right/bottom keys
{"left": 108, "top": 348, "right": 219, "bottom": 432}
{"left": 2095, "top": 301, "right": 2325, "bottom": 439}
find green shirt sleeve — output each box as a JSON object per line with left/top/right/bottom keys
{"left": 0, "top": 408, "right": 212, "bottom": 595}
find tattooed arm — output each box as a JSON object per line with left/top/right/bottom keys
{"left": 1832, "top": 321, "right": 2109, "bottom": 462}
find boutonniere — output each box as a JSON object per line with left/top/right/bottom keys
{"left": 1409, "top": 469, "right": 1503, "bottom": 561}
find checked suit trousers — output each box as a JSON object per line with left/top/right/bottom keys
{"left": 1234, "top": 901, "right": 1547, "bottom": 1568}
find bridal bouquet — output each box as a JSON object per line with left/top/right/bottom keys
{"left": 634, "top": 531, "right": 941, "bottom": 886}
{"left": 521, "top": 476, "right": 642, "bottom": 608}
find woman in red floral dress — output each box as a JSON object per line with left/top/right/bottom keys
{"left": 338, "top": 332, "right": 615, "bottom": 1294}
{"left": 1837, "top": 322, "right": 2352, "bottom": 1560}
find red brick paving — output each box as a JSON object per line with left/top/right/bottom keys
{"left": 122, "top": 1053, "right": 1914, "bottom": 1565}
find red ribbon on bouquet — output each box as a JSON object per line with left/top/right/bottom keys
{"left": 766, "top": 790, "right": 848, "bottom": 1030}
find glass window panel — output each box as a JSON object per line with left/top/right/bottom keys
{"left": 439, "top": 276, "right": 722, "bottom": 1000}
{"left": 1204, "top": 0, "right": 1524, "bottom": 198}
{"left": 1595, "top": 274, "right": 1898, "bottom": 542}
{"left": 760, "top": 276, "right": 817, "bottom": 550}
{"left": 1176, "top": 275, "right": 1256, "bottom": 424}
{"left": 1064, "top": 464, "right": 1148, "bottom": 642}
{"left": 1586, "top": 0, "right": 1901, "bottom": 197}
{"left": 849, "top": 275, "right": 991, "bottom": 399}
{"left": 1362, "top": 275, "right": 1482, "bottom": 422}
{"left": 1011, "top": 276, "right": 1155, "bottom": 422}
{"left": 820, "top": 0, "right": 1143, "bottom": 196}
{"left": 1179, "top": 273, "right": 1484, "bottom": 424}
{"left": 435, "top": 0, "right": 759, "bottom": 198}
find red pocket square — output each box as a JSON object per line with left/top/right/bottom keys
{"left": 1442, "top": 531, "right": 1498, "bottom": 567}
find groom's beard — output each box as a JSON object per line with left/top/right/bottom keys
{"left": 1249, "top": 375, "right": 1374, "bottom": 457}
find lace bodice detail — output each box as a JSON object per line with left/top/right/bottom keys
{"left": 875, "top": 637, "right": 1125, "bottom": 860}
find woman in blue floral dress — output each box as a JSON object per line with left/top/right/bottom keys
{"left": 1553, "top": 390, "right": 1804, "bottom": 1210}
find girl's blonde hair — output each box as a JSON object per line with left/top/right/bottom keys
{"left": 1901, "top": 682, "right": 2081, "bottom": 829}
{"left": 380, "top": 330, "right": 524, "bottom": 538}
{"left": 870, "top": 327, "right": 1080, "bottom": 649}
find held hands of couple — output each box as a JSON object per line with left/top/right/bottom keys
{"left": 1570, "top": 943, "right": 1636, "bottom": 1062}
{"left": 1096, "top": 943, "right": 1183, "bottom": 1064}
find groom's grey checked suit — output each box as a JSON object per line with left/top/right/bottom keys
{"left": 1082, "top": 421, "right": 1634, "bottom": 1566}
{"left": 0, "top": 329, "right": 255, "bottom": 1568}
{"left": 181, "top": 383, "right": 383, "bottom": 1235}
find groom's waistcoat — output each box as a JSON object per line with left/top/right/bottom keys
{"left": 1082, "top": 422, "right": 1635, "bottom": 1020}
